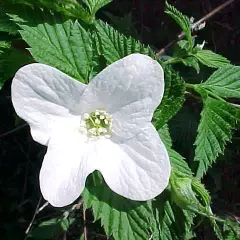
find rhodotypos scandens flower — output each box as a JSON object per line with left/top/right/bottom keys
{"left": 11, "top": 54, "right": 171, "bottom": 207}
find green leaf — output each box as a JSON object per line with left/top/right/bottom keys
{"left": 94, "top": 20, "right": 155, "bottom": 63}
{"left": 105, "top": 12, "right": 138, "bottom": 38}
{"left": 30, "top": 217, "right": 74, "bottom": 239}
{"left": 152, "top": 191, "right": 194, "bottom": 240}
{"left": 83, "top": 0, "right": 112, "bottom": 16}
{"left": 15, "top": 0, "right": 93, "bottom": 24}
{"left": 158, "top": 125, "right": 192, "bottom": 177}
{"left": 173, "top": 40, "right": 191, "bottom": 57}
{"left": 193, "top": 50, "right": 230, "bottom": 68}
{"left": 182, "top": 56, "right": 200, "bottom": 73}
{"left": 170, "top": 173, "right": 223, "bottom": 239}
{"left": 16, "top": 10, "right": 93, "bottom": 83}
{"left": 170, "top": 175, "right": 199, "bottom": 210}
{"left": 193, "top": 97, "right": 237, "bottom": 178}
{"left": 0, "top": 47, "right": 31, "bottom": 89}
{"left": 0, "top": 10, "right": 19, "bottom": 34}
{"left": 198, "top": 65, "right": 240, "bottom": 99}
{"left": 191, "top": 180, "right": 210, "bottom": 206}
{"left": 154, "top": 66, "right": 185, "bottom": 129}
{"left": 165, "top": 1, "right": 192, "bottom": 43}
{"left": 0, "top": 41, "right": 11, "bottom": 51}
{"left": 83, "top": 173, "right": 152, "bottom": 240}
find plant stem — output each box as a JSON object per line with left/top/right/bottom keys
{"left": 25, "top": 196, "right": 42, "bottom": 236}
{"left": 83, "top": 204, "right": 88, "bottom": 240}
{"left": 185, "top": 83, "right": 196, "bottom": 89}
{"left": 0, "top": 123, "right": 28, "bottom": 138}
{"left": 164, "top": 58, "right": 182, "bottom": 65}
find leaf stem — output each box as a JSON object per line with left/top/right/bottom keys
{"left": 164, "top": 58, "right": 182, "bottom": 65}
{"left": 185, "top": 83, "right": 196, "bottom": 89}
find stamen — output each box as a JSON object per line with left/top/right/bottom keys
{"left": 79, "top": 109, "right": 113, "bottom": 139}
{"left": 83, "top": 113, "right": 90, "bottom": 120}
{"left": 95, "top": 119, "right": 101, "bottom": 124}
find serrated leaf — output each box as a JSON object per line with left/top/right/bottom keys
{"left": 165, "top": 1, "right": 192, "bottom": 43}
{"left": 173, "top": 40, "right": 191, "bottom": 57}
{"left": 199, "top": 65, "right": 240, "bottom": 99}
{"left": 158, "top": 125, "right": 192, "bottom": 177}
{"left": 182, "top": 56, "right": 200, "bottom": 73}
{"left": 193, "top": 50, "right": 230, "bottom": 68}
{"left": 16, "top": 10, "right": 93, "bottom": 83}
{"left": 154, "top": 66, "right": 185, "bottom": 129}
{"left": 83, "top": 0, "right": 112, "bottom": 16}
{"left": 224, "top": 219, "right": 240, "bottom": 240}
{"left": 194, "top": 97, "right": 237, "bottom": 178}
{"left": 83, "top": 172, "right": 152, "bottom": 240}
{"left": 170, "top": 173, "right": 223, "bottom": 239}
{"left": 15, "top": 0, "right": 93, "bottom": 24}
{"left": 152, "top": 191, "right": 194, "bottom": 240}
{"left": 191, "top": 180, "right": 210, "bottom": 206}
{"left": 94, "top": 20, "right": 155, "bottom": 63}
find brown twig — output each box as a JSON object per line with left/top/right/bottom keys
{"left": 0, "top": 123, "right": 28, "bottom": 138}
{"left": 25, "top": 196, "right": 42, "bottom": 236}
{"left": 83, "top": 204, "right": 88, "bottom": 240}
{"left": 156, "top": 0, "right": 237, "bottom": 56}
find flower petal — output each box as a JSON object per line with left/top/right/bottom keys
{"left": 96, "top": 124, "right": 170, "bottom": 200}
{"left": 11, "top": 63, "right": 87, "bottom": 145}
{"left": 76, "top": 54, "right": 164, "bottom": 138}
{"left": 39, "top": 128, "right": 96, "bottom": 207}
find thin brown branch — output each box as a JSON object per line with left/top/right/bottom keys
{"left": 0, "top": 123, "right": 28, "bottom": 138}
{"left": 25, "top": 196, "right": 42, "bottom": 236}
{"left": 83, "top": 205, "right": 88, "bottom": 240}
{"left": 156, "top": 0, "right": 237, "bottom": 56}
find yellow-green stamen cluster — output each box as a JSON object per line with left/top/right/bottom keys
{"left": 79, "top": 109, "right": 112, "bottom": 138}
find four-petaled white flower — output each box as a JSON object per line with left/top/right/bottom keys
{"left": 11, "top": 53, "right": 171, "bottom": 207}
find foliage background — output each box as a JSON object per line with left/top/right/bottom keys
{"left": 0, "top": 0, "right": 240, "bottom": 239}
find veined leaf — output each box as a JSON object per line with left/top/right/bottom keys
{"left": 0, "top": 47, "right": 31, "bottom": 89}
{"left": 158, "top": 125, "right": 192, "bottom": 177}
{"left": 83, "top": 173, "right": 152, "bottom": 240}
{"left": 165, "top": 1, "right": 192, "bottom": 43}
{"left": 94, "top": 20, "right": 155, "bottom": 63}
{"left": 198, "top": 65, "right": 240, "bottom": 99}
{"left": 83, "top": 0, "right": 112, "bottom": 16}
{"left": 154, "top": 66, "right": 185, "bottom": 129}
{"left": 182, "top": 56, "right": 200, "bottom": 73}
{"left": 194, "top": 97, "right": 237, "bottom": 178}
{"left": 15, "top": 0, "right": 93, "bottom": 24}
{"left": 193, "top": 50, "right": 230, "bottom": 68}
{"left": 152, "top": 192, "right": 194, "bottom": 240}
{"left": 15, "top": 10, "right": 93, "bottom": 83}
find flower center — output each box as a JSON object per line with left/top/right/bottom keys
{"left": 79, "top": 109, "right": 112, "bottom": 138}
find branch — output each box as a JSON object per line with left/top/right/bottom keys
{"left": 0, "top": 123, "right": 28, "bottom": 138}
{"left": 25, "top": 196, "right": 42, "bottom": 236}
{"left": 83, "top": 204, "right": 88, "bottom": 240}
{"left": 156, "top": 0, "right": 237, "bottom": 56}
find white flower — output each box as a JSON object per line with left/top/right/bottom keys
{"left": 11, "top": 53, "right": 171, "bottom": 207}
